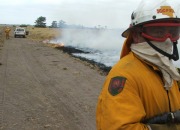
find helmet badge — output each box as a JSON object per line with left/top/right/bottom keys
{"left": 157, "top": 6, "right": 175, "bottom": 18}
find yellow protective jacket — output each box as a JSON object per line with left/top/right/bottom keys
{"left": 5, "top": 28, "right": 11, "bottom": 33}
{"left": 96, "top": 52, "right": 180, "bottom": 130}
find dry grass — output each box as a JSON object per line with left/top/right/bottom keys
{"left": 0, "top": 26, "right": 5, "bottom": 47}
{"left": 0, "top": 25, "right": 62, "bottom": 48}
{"left": 0, "top": 25, "right": 61, "bottom": 45}
{"left": 26, "top": 26, "right": 61, "bottom": 42}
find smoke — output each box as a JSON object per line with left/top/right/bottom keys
{"left": 50, "top": 28, "right": 125, "bottom": 66}
{"left": 53, "top": 28, "right": 180, "bottom": 67}
{"left": 56, "top": 28, "right": 125, "bottom": 52}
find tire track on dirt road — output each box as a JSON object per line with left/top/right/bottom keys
{"left": 0, "top": 37, "right": 105, "bottom": 130}
{"left": 1, "top": 38, "right": 81, "bottom": 130}
{"left": 0, "top": 41, "right": 8, "bottom": 129}
{"left": 21, "top": 42, "right": 101, "bottom": 130}
{"left": 20, "top": 42, "right": 81, "bottom": 130}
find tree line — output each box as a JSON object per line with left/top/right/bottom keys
{"left": 34, "top": 16, "right": 107, "bottom": 29}
{"left": 34, "top": 16, "right": 65, "bottom": 28}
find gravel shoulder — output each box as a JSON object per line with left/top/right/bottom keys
{"left": 0, "top": 37, "right": 105, "bottom": 130}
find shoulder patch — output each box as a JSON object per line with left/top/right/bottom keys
{"left": 108, "top": 76, "right": 127, "bottom": 96}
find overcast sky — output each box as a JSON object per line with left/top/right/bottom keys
{"left": 0, "top": 0, "right": 179, "bottom": 29}
{"left": 0, "top": 0, "right": 135, "bottom": 29}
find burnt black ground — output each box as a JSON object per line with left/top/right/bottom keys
{"left": 55, "top": 46, "right": 112, "bottom": 74}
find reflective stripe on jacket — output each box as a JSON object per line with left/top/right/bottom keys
{"left": 96, "top": 52, "right": 180, "bottom": 130}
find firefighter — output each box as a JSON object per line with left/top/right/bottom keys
{"left": 4, "top": 27, "right": 11, "bottom": 39}
{"left": 96, "top": 0, "right": 180, "bottom": 130}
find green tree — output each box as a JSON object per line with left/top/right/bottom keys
{"left": 51, "top": 21, "right": 58, "bottom": 28}
{"left": 34, "top": 16, "right": 46, "bottom": 28}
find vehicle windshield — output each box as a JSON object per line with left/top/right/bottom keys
{"left": 16, "top": 29, "right": 25, "bottom": 31}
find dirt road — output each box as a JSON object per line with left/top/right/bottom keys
{"left": 0, "top": 37, "right": 105, "bottom": 130}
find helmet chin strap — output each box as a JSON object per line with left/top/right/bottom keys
{"left": 143, "top": 38, "right": 179, "bottom": 61}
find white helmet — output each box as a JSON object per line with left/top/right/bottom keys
{"left": 122, "top": 0, "right": 180, "bottom": 37}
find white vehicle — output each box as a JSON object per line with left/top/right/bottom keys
{"left": 14, "top": 28, "right": 26, "bottom": 38}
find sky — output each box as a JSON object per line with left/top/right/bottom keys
{"left": 0, "top": 0, "right": 179, "bottom": 29}
{"left": 0, "top": 0, "right": 135, "bottom": 29}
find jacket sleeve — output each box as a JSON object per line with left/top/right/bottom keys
{"left": 96, "top": 73, "right": 149, "bottom": 130}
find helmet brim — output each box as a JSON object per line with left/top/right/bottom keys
{"left": 121, "top": 28, "right": 131, "bottom": 38}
